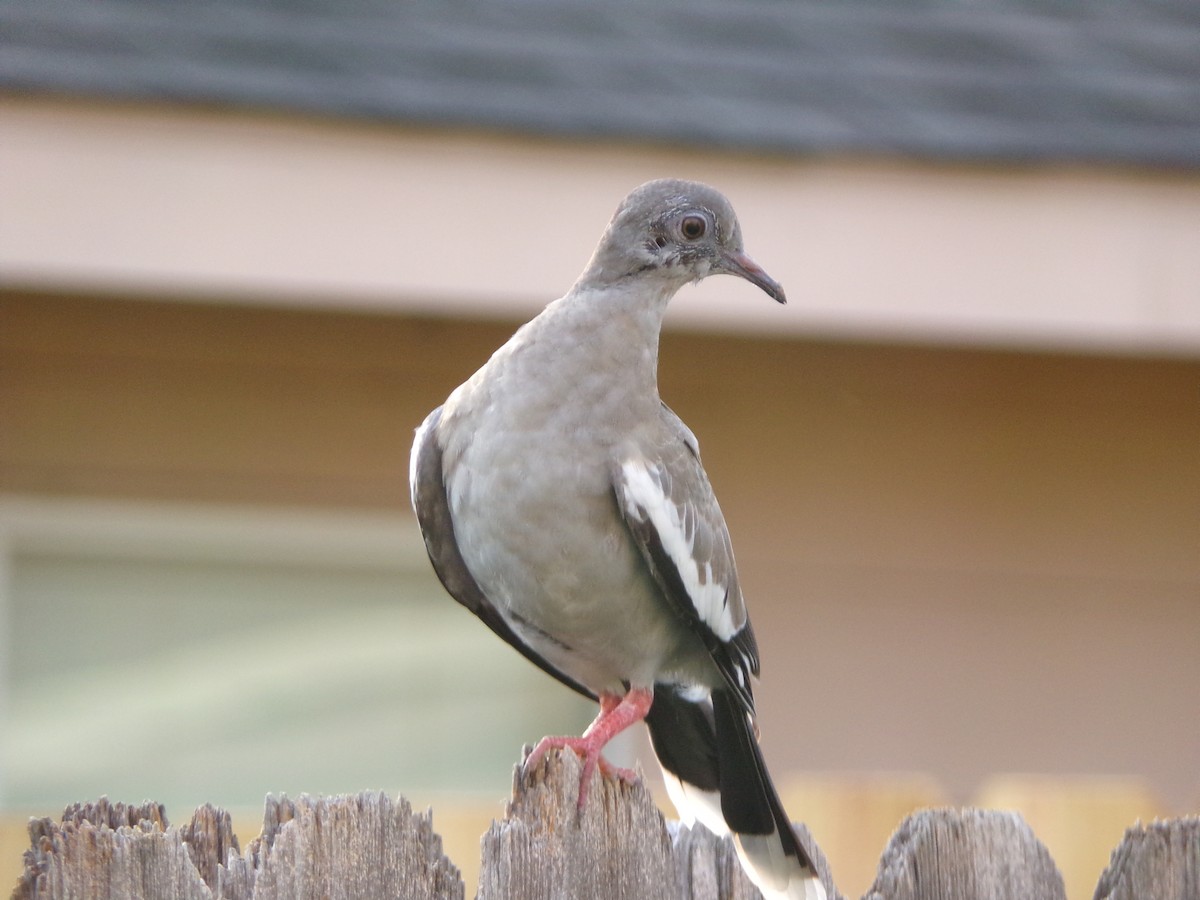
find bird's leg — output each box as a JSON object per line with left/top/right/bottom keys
{"left": 586, "top": 693, "right": 642, "bottom": 783}
{"left": 524, "top": 686, "right": 654, "bottom": 811}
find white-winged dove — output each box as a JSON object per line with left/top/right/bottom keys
{"left": 411, "top": 179, "right": 825, "bottom": 900}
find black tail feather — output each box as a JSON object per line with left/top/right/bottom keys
{"left": 644, "top": 686, "right": 720, "bottom": 793}
{"left": 711, "top": 689, "right": 815, "bottom": 870}
{"left": 647, "top": 684, "right": 819, "bottom": 891}
{"left": 712, "top": 688, "right": 782, "bottom": 836}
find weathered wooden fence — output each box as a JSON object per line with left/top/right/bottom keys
{"left": 10, "top": 750, "right": 1199, "bottom": 900}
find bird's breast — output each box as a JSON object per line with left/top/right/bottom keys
{"left": 443, "top": 408, "right": 687, "bottom": 692}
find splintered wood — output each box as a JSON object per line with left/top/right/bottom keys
{"left": 9, "top": 753, "right": 1197, "bottom": 899}
{"left": 13, "top": 794, "right": 462, "bottom": 900}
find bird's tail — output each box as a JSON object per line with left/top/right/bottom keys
{"left": 645, "top": 686, "right": 826, "bottom": 900}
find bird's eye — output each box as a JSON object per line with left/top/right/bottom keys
{"left": 680, "top": 215, "right": 707, "bottom": 240}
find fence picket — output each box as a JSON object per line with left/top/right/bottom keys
{"left": 8, "top": 754, "right": 1197, "bottom": 900}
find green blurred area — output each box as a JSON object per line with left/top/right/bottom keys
{"left": 2, "top": 533, "right": 593, "bottom": 814}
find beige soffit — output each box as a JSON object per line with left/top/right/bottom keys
{"left": 3, "top": 96, "right": 1199, "bottom": 354}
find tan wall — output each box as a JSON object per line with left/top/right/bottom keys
{"left": 3, "top": 292, "right": 1198, "bottom": 812}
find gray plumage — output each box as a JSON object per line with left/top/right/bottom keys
{"left": 411, "top": 179, "right": 824, "bottom": 900}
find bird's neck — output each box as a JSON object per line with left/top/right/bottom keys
{"left": 528, "top": 280, "right": 674, "bottom": 404}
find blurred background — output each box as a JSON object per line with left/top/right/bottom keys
{"left": 1, "top": 2, "right": 1198, "bottom": 897}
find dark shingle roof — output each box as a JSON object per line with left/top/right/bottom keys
{"left": 3, "top": 0, "right": 1200, "bottom": 168}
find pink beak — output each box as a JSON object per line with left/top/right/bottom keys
{"left": 719, "top": 250, "right": 787, "bottom": 304}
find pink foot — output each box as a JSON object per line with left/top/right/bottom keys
{"left": 523, "top": 687, "right": 653, "bottom": 811}
{"left": 597, "top": 756, "right": 639, "bottom": 784}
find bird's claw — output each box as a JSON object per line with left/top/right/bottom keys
{"left": 596, "top": 755, "right": 639, "bottom": 784}
{"left": 524, "top": 736, "right": 639, "bottom": 811}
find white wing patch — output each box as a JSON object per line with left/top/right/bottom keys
{"left": 619, "top": 458, "right": 738, "bottom": 642}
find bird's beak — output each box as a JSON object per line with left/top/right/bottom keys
{"left": 717, "top": 250, "right": 787, "bottom": 305}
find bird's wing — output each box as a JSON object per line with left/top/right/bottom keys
{"left": 410, "top": 405, "right": 598, "bottom": 702}
{"left": 623, "top": 409, "right": 824, "bottom": 898}
{"left": 612, "top": 402, "right": 760, "bottom": 712}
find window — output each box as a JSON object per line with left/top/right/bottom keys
{"left": 0, "top": 497, "right": 593, "bottom": 814}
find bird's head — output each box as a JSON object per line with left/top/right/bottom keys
{"left": 581, "top": 179, "right": 786, "bottom": 305}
